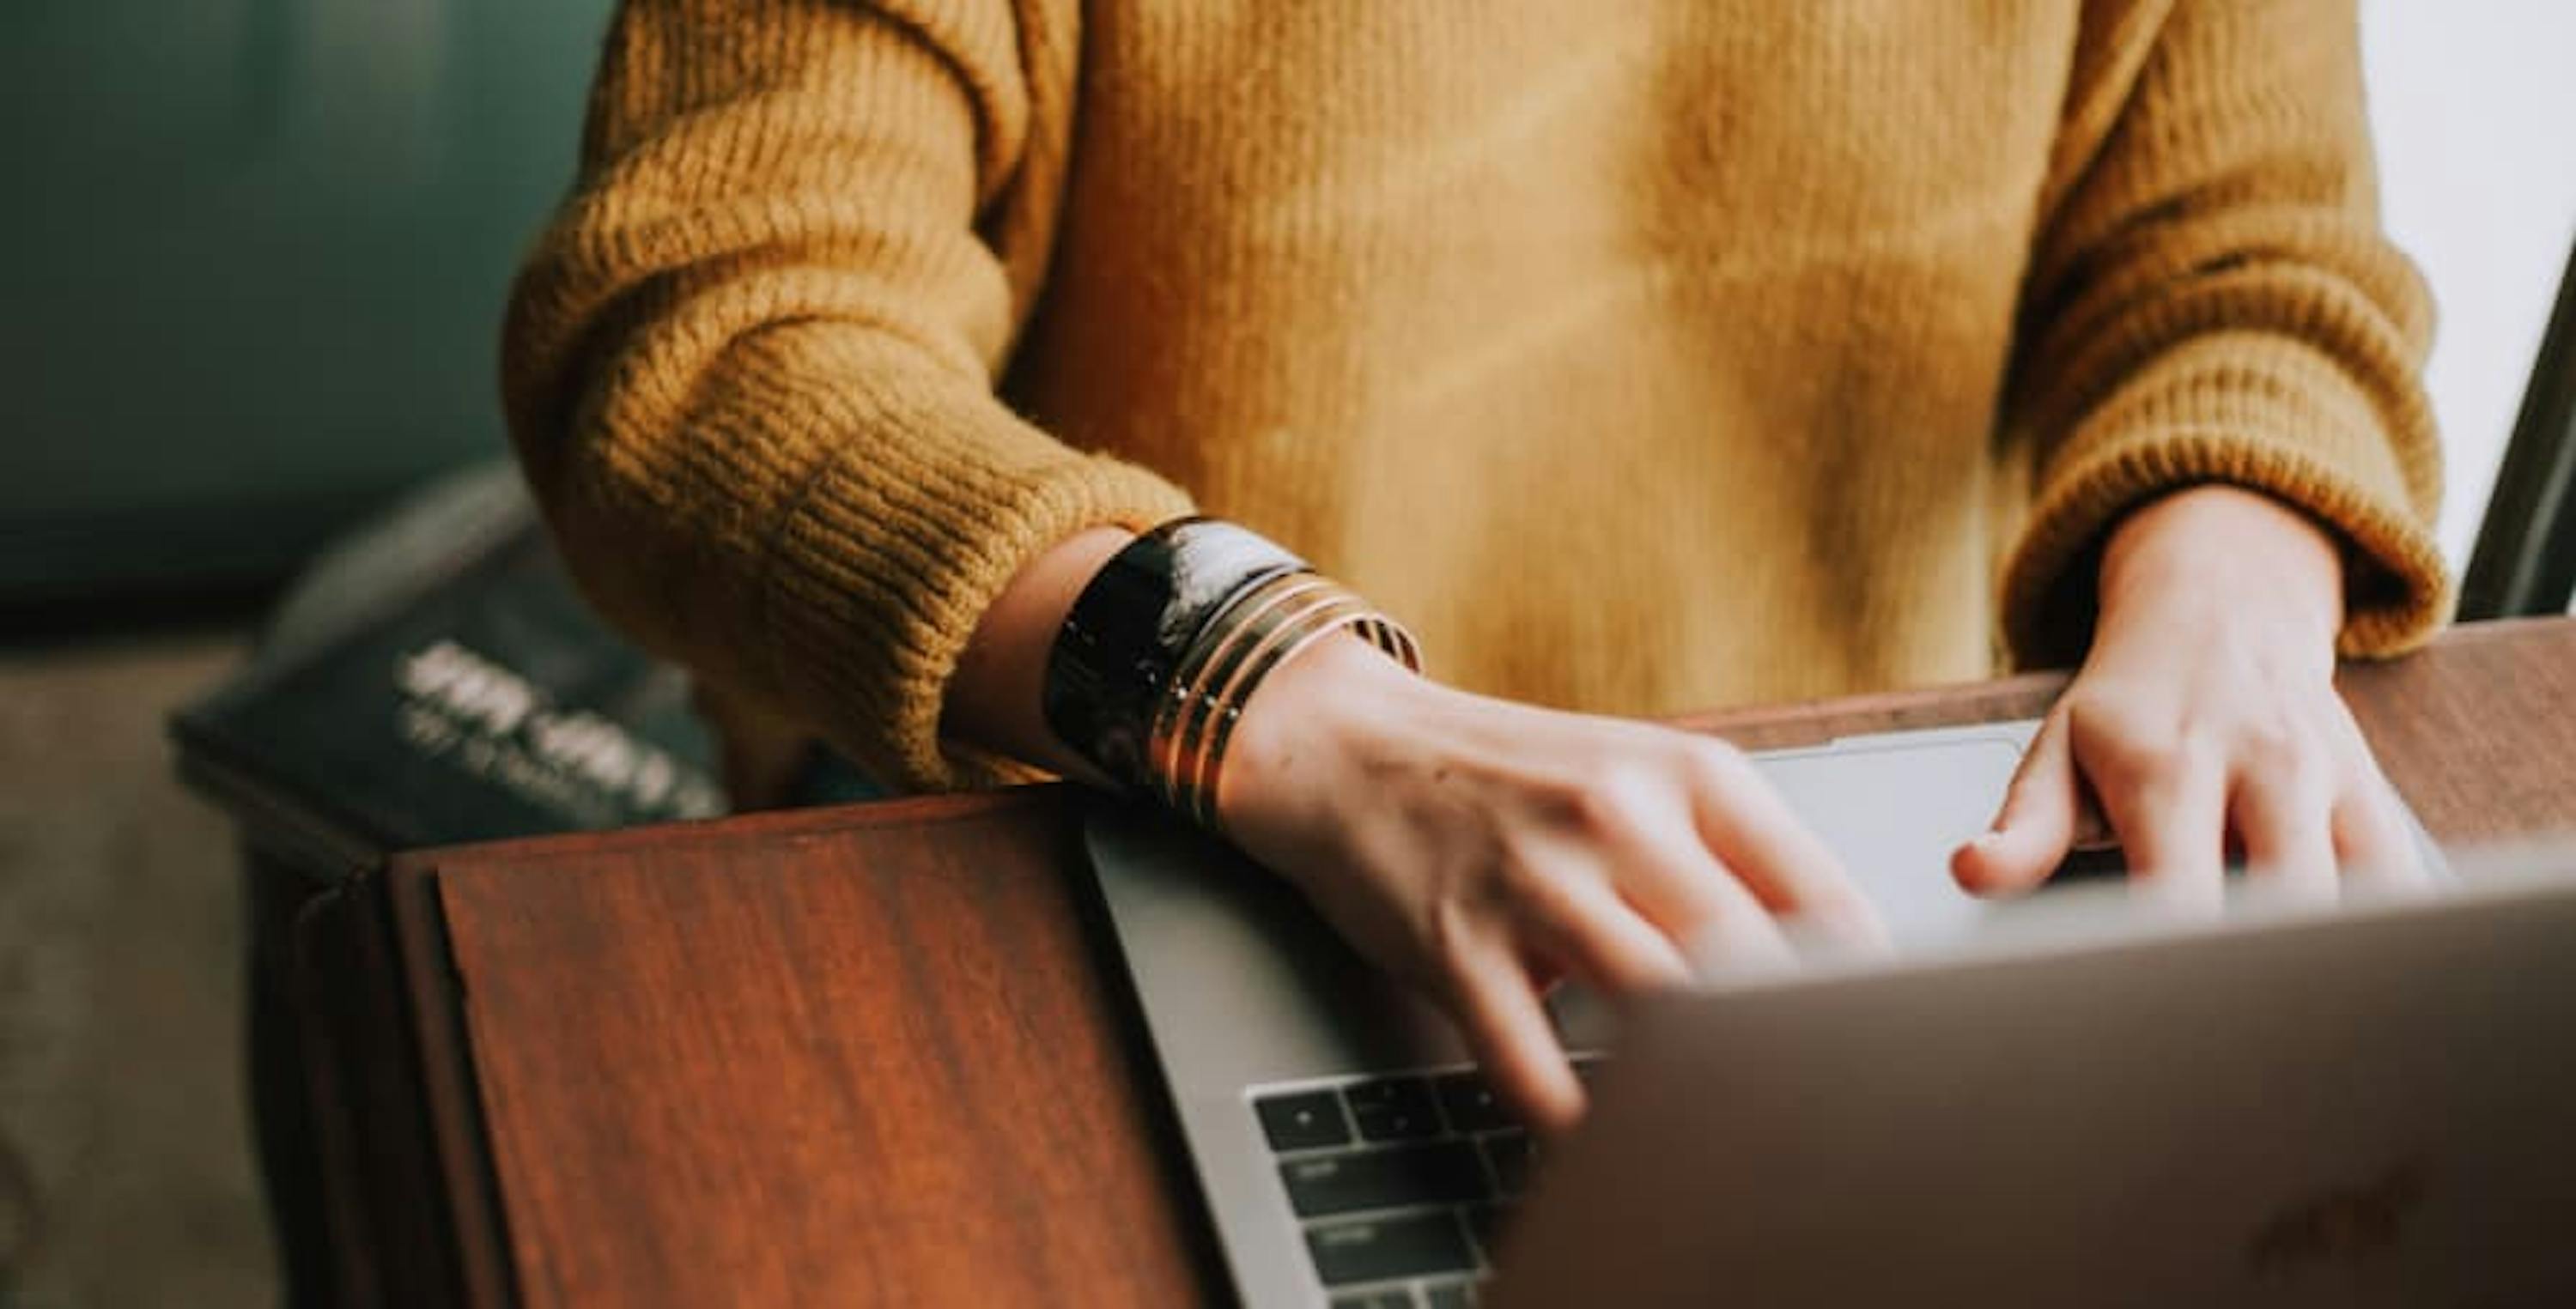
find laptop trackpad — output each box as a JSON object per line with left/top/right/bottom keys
{"left": 1751, "top": 724, "right": 2036, "bottom": 951}
{"left": 1551, "top": 724, "right": 2038, "bottom": 1051}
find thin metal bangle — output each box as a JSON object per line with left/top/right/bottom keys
{"left": 1151, "top": 573, "right": 1335, "bottom": 791}
{"left": 1149, "top": 574, "right": 1345, "bottom": 810}
{"left": 1185, "top": 601, "right": 1392, "bottom": 829}
{"left": 1042, "top": 518, "right": 1303, "bottom": 792}
{"left": 1168, "top": 590, "right": 1373, "bottom": 823}
{"left": 1160, "top": 581, "right": 1422, "bottom": 815}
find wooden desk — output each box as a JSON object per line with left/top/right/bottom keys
{"left": 297, "top": 618, "right": 2576, "bottom": 1307}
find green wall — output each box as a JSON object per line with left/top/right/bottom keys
{"left": 1, "top": 0, "right": 617, "bottom": 597}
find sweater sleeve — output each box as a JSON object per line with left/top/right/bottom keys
{"left": 501, "top": 0, "right": 1194, "bottom": 791}
{"left": 1998, "top": 0, "right": 2448, "bottom": 669}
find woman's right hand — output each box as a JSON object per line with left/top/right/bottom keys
{"left": 1216, "top": 635, "right": 1885, "bottom": 1131}
{"left": 941, "top": 528, "right": 1879, "bottom": 1130}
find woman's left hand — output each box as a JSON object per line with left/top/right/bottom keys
{"left": 1952, "top": 484, "right": 2426, "bottom": 904}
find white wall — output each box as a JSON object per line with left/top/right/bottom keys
{"left": 2360, "top": 0, "right": 2576, "bottom": 576}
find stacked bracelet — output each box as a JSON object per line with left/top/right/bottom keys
{"left": 1042, "top": 518, "right": 1420, "bottom": 830}
{"left": 1151, "top": 570, "right": 1419, "bottom": 827}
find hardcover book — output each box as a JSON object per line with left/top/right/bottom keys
{"left": 172, "top": 464, "right": 727, "bottom": 879}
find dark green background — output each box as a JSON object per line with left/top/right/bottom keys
{"left": 1, "top": 0, "right": 617, "bottom": 599}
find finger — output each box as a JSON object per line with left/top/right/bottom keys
{"left": 2333, "top": 777, "right": 2429, "bottom": 892}
{"left": 1587, "top": 797, "right": 1824, "bottom": 965}
{"left": 1953, "top": 711, "right": 2079, "bottom": 896}
{"left": 1681, "top": 746, "right": 1886, "bottom": 948}
{"left": 2098, "top": 739, "right": 2228, "bottom": 909}
{"left": 1666, "top": 857, "right": 1804, "bottom": 979}
{"left": 1442, "top": 938, "right": 1584, "bottom": 1132}
{"left": 2318, "top": 711, "right": 2430, "bottom": 891}
{"left": 1518, "top": 864, "right": 1695, "bottom": 998}
{"left": 2230, "top": 766, "right": 2337, "bottom": 905}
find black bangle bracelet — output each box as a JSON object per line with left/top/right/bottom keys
{"left": 1042, "top": 518, "right": 1306, "bottom": 791}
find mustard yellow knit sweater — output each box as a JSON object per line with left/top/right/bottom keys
{"left": 503, "top": 0, "right": 2446, "bottom": 792}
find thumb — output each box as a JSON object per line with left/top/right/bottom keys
{"left": 1953, "top": 712, "right": 2078, "bottom": 896}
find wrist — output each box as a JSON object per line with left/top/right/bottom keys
{"left": 1217, "top": 631, "right": 1433, "bottom": 831}
{"left": 2098, "top": 485, "right": 2344, "bottom": 648}
{"left": 1031, "top": 517, "right": 1421, "bottom": 823}
{"left": 945, "top": 526, "right": 1137, "bottom": 785}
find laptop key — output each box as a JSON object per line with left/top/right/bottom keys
{"left": 2055, "top": 842, "right": 2127, "bottom": 882}
{"left": 1281, "top": 1141, "right": 1489, "bottom": 1217}
{"left": 1306, "top": 1211, "right": 1477, "bottom": 1285}
{"left": 1343, "top": 1077, "right": 1442, "bottom": 1141}
{"left": 1329, "top": 1291, "right": 1416, "bottom": 1309}
{"left": 1424, "top": 1281, "right": 1480, "bottom": 1309}
{"left": 1255, "top": 1089, "right": 1354, "bottom": 1151}
{"left": 1431, "top": 1072, "right": 1514, "bottom": 1132}
{"left": 1479, "top": 1131, "right": 1532, "bottom": 1196}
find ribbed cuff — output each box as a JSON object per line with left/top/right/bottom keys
{"left": 691, "top": 352, "right": 1199, "bottom": 791}
{"left": 2003, "top": 332, "right": 2451, "bottom": 668}
{"left": 772, "top": 445, "right": 1194, "bottom": 791}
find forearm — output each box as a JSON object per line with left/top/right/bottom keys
{"left": 504, "top": 0, "right": 1200, "bottom": 791}
{"left": 2098, "top": 485, "right": 2344, "bottom": 653}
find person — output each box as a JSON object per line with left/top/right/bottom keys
{"left": 502, "top": 0, "right": 2448, "bottom": 1129}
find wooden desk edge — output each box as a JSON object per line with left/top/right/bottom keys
{"left": 386, "top": 857, "right": 521, "bottom": 1307}
{"left": 295, "top": 864, "right": 520, "bottom": 1308}
{"left": 371, "top": 615, "right": 2565, "bottom": 881}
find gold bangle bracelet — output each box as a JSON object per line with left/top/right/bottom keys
{"left": 1173, "top": 591, "right": 1373, "bottom": 826}
{"left": 1184, "top": 599, "right": 1386, "bottom": 828}
{"left": 1150, "top": 573, "right": 1341, "bottom": 808}
{"left": 1146, "top": 572, "right": 1418, "bottom": 828}
{"left": 1152, "top": 577, "right": 1352, "bottom": 816}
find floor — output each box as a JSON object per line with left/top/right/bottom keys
{"left": 0, "top": 629, "right": 276, "bottom": 1308}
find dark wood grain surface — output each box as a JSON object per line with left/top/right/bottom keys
{"left": 416, "top": 797, "right": 1212, "bottom": 1306}
{"left": 319, "top": 618, "right": 2576, "bottom": 1306}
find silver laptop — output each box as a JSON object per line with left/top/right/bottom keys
{"left": 1080, "top": 723, "right": 2566, "bottom": 1306}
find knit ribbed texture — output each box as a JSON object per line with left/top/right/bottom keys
{"left": 503, "top": 0, "right": 2446, "bottom": 792}
{"left": 1997, "top": 1, "right": 2446, "bottom": 665}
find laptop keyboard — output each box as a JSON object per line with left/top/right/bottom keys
{"left": 1249, "top": 1058, "right": 1599, "bottom": 1307}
